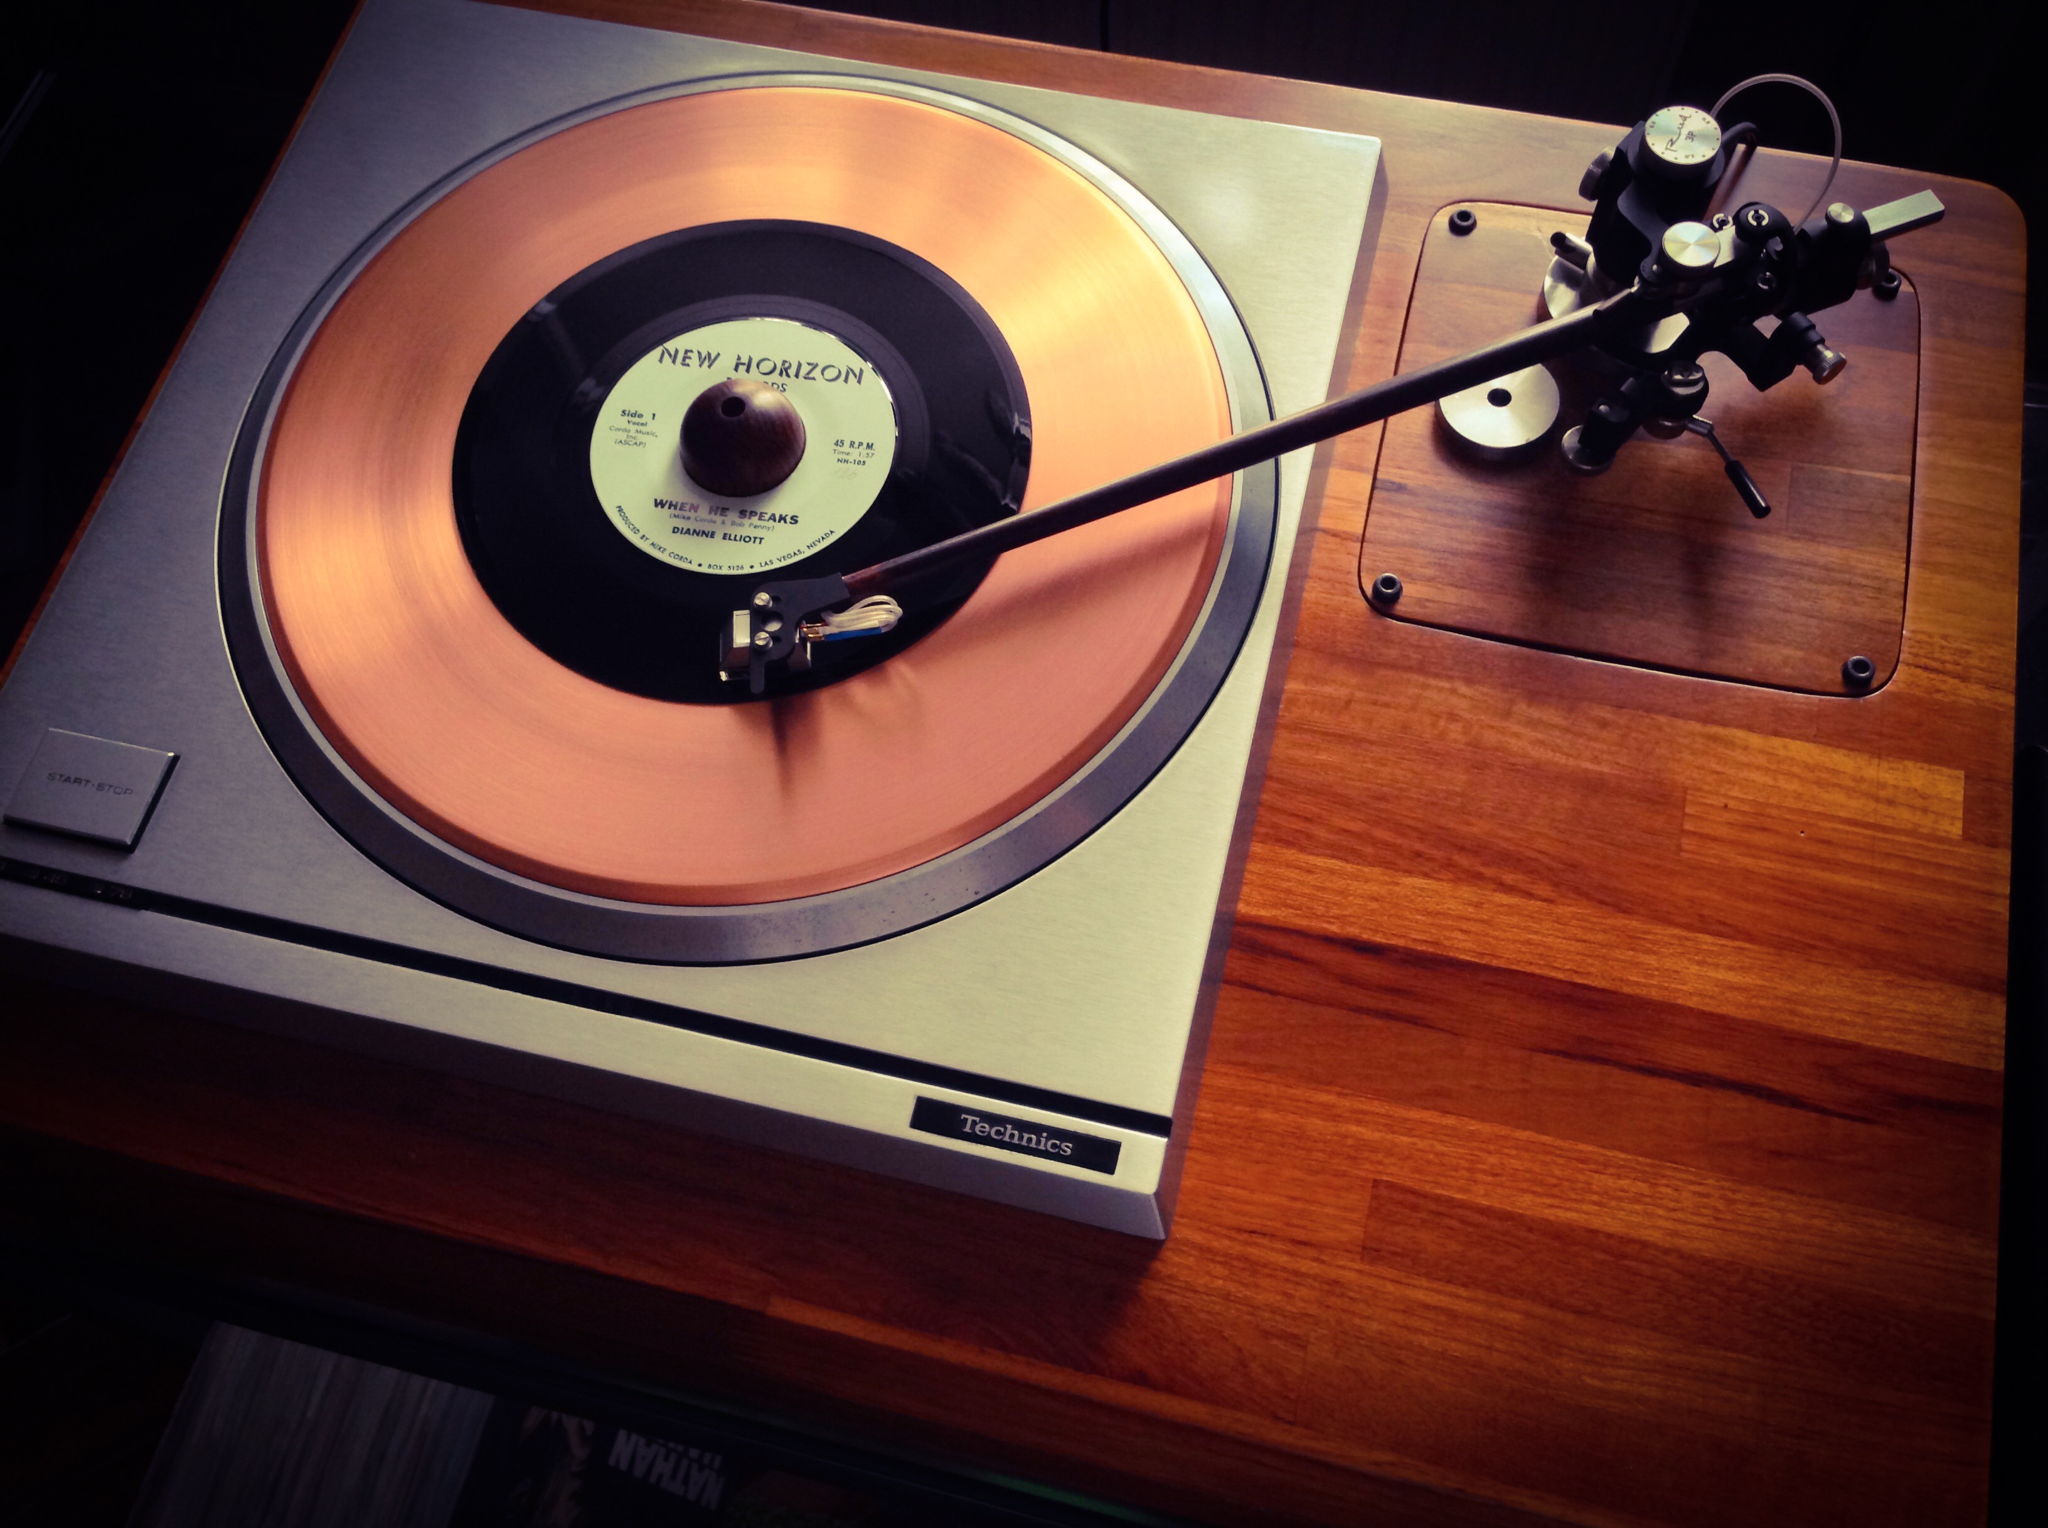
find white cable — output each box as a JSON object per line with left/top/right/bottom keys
{"left": 1711, "top": 73, "right": 1843, "bottom": 223}
{"left": 811, "top": 594, "right": 902, "bottom": 638}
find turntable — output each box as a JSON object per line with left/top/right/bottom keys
{"left": 0, "top": 0, "right": 1383, "bottom": 1235}
{"left": 0, "top": 0, "right": 2025, "bottom": 1521}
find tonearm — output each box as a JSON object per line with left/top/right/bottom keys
{"left": 724, "top": 89, "right": 1943, "bottom": 695}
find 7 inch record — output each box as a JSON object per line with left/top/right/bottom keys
{"left": 454, "top": 219, "right": 1031, "bottom": 703}
{"left": 222, "top": 75, "right": 1276, "bottom": 963}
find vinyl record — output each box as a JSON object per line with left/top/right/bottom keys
{"left": 453, "top": 219, "right": 1031, "bottom": 702}
{"left": 225, "top": 77, "right": 1273, "bottom": 960}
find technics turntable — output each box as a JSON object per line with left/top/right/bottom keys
{"left": 3, "top": 4, "right": 2023, "bottom": 1517}
{"left": 0, "top": 0, "right": 1382, "bottom": 1234}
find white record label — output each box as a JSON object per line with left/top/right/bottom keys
{"left": 590, "top": 317, "right": 898, "bottom": 576}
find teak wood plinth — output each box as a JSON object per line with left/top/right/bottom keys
{"left": 0, "top": 3, "right": 2022, "bottom": 1525}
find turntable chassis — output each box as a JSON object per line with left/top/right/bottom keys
{"left": 0, "top": 2, "right": 2022, "bottom": 1526}
{"left": 0, "top": 2, "right": 1385, "bottom": 1237}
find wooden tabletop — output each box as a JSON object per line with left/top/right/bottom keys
{"left": 0, "top": 3, "right": 2023, "bottom": 1524}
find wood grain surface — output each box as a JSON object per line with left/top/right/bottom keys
{"left": 0, "top": 3, "right": 2022, "bottom": 1525}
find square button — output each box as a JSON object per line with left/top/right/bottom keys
{"left": 5, "top": 728, "right": 178, "bottom": 850}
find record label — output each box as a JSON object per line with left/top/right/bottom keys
{"left": 589, "top": 316, "right": 899, "bottom": 577}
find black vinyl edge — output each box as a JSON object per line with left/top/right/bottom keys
{"left": 0, "top": 855, "right": 1172, "bottom": 1139}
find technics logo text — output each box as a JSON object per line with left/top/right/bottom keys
{"left": 908, "top": 1098, "right": 1122, "bottom": 1174}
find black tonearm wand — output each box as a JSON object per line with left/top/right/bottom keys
{"left": 724, "top": 94, "right": 1943, "bottom": 695}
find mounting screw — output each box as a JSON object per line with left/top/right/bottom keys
{"left": 1841, "top": 654, "right": 1876, "bottom": 690}
{"left": 1872, "top": 268, "right": 1902, "bottom": 301}
{"left": 1370, "top": 572, "right": 1404, "bottom": 607}
{"left": 1448, "top": 208, "right": 1477, "bottom": 236}
{"left": 751, "top": 591, "right": 774, "bottom": 607}
{"left": 752, "top": 631, "right": 772, "bottom": 648}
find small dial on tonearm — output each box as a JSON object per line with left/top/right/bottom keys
{"left": 1642, "top": 104, "right": 1721, "bottom": 172}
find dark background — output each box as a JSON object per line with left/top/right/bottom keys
{"left": 0, "top": 1, "right": 2039, "bottom": 1523}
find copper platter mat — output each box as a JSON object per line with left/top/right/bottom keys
{"left": 256, "top": 85, "right": 1235, "bottom": 907}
